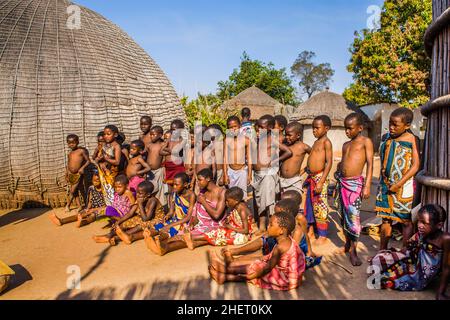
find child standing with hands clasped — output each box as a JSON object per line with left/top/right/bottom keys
{"left": 375, "top": 108, "right": 420, "bottom": 251}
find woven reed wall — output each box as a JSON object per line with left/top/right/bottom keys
{"left": 0, "top": 0, "right": 185, "bottom": 208}
{"left": 421, "top": 0, "right": 450, "bottom": 231}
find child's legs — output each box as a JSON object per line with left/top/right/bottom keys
{"left": 61, "top": 214, "right": 78, "bottom": 225}
{"left": 259, "top": 209, "right": 268, "bottom": 231}
{"left": 380, "top": 219, "right": 393, "bottom": 250}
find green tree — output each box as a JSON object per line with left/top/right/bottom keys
{"left": 181, "top": 94, "right": 237, "bottom": 132}
{"left": 344, "top": 0, "right": 432, "bottom": 108}
{"left": 217, "top": 52, "right": 298, "bottom": 105}
{"left": 291, "top": 51, "right": 335, "bottom": 99}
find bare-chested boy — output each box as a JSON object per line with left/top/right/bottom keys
{"left": 139, "top": 116, "right": 153, "bottom": 147}
{"left": 126, "top": 140, "right": 151, "bottom": 194}
{"left": 65, "top": 134, "right": 90, "bottom": 212}
{"left": 160, "top": 120, "right": 186, "bottom": 193}
{"left": 335, "top": 113, "right": 374, "bottom": 266}
{"left": 252, "top": 115, "right": 293, "bottom": 232}
{"left": 304, "top": 115, "right": 333, "bottom": 245}
{"left": 223, "top": 116, "right": 252, "bottom": 198}
{"left": 375, "top": 108, "right": 420, "bottom": 252}
{"left": 145, "top": 126, "right": 167, "bottom": 206}
{"left": 279, "top": 121, "right": 311, "bottom": 196}
{"left": 206, "top": 124, "right": 225, "bottom": 186}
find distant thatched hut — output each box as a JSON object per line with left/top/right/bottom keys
{"left": 290, "top": 90, "right": 368, "bottom": 157}
{"left": 222, "top": 86, "right": 287, "bottom": 120}
{"left": 0, "top": 0, "right": 185, "bottom": 208}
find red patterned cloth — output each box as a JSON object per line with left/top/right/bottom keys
{"left": 247, "top": 238, "right": 305, "bottom": 291}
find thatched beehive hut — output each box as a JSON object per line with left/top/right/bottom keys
{"left": 222, "top": 86, "right": 286, "bottom": 120}
{"left": 0, "top": 0, "right": 185, "bottom": 208}
{"left": 290, "top": 90, "right": 368, "bottom": 157}
{"left": 421, "top": 0, "right": 450, "bottom": 230}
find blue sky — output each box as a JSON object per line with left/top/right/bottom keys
{"left": 75, "top": 0, "right": 384, "bottom": 100}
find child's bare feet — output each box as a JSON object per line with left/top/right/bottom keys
{"left": 116, "top": 226, "right": 132, "bottom": 245}
{"left": 92, "top": 235, "right": 110, "bottom": 243}
{"left": 145, "top": 234, "right": 166, "bottom": 256}
{"left": 208, "top": 250, "right": 226, "bottom": 273}
{"left": 349, "top": 251, "right": 362, "bottom": 267}
{"left": 221, "top": 248, "right": 234, "bottom": 264}
{"left": 75, "top": 214, "right": 83, "bottom": 228}
{"left": 208, "top": 266, "right": 225, "bottom": 285}
{"left": 183, "top": 231, "right": 194, "bottom": 250}
{"left": 109, "top": 237, "right": 118, "bottom": 246}
{"left": 49, "top": 213, "right": 62, "bottom": 226}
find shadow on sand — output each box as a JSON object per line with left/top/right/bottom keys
{"left": 1, "top": 264, "right": 33, "bottom": 296}
{"left": 0, "top": 203, "right": 51, "bottom": 228}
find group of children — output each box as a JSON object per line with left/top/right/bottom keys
{"left": 48, "top": 107, "right": 449, "bottom": 298}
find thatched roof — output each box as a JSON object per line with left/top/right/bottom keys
{"left": 290, "top": 91, "right": 363, "bottom": 126}
{"left": 222, "top": 86, "right": 284, "bottom": 120}
{"left": 0, "top": 0, "right": 185, "bottom": 208}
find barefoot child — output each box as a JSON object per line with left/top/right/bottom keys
{"left": 184, "top": 187, "right": 253, "bottom": 249}
{"left": 103, "top": 174, "right": 135, "bottom": 220}
{"left": 65, "top": 134, "right": 90, "bottom": 212}
{"left": 223, "top": 116, "right": 252, "bottom": 197}
{"left": 279, "top": 121, "right": 311, "bottom": 195}
{"left": 142, "top": 172, "right": 195, "bottom": 243}
{"left": 145, "top": 168, "right": 226, "bottom": 256}
{"left": 50, "top": 171, "right": 105, "bottom": 227}
{"left": 145, "top": 126, "right": 167, "bottom": 206}
{"left": 208, "top": 211, "right": 305, "bottom": 291}
{"left": 96, "top": 125, "right": 124, "bottom": 206}
{"left": 221, "top": 197, "right": 321, "bottom": 270}
{"left": 99, "top": 181, "right": 166, "bottom": 245}
{"left": 126, "top": 140, "right": 151, "bottom": 194}
{"left": 369, "top": 204, "right": 450, "bottom": 298}
{"left": 303, "top": 115, "right": 333, "bottom": 245}
{"left": 375, "top": 108, "right": 420, "bottom": 251}
{"left": 139, "top": 116, "right": 153, "bottom": 147}
{"left": 335, "top": 113, "right": 374, "bottom": 266}
{"left": 252, "top": 115, "right": 293, "bottom": 232}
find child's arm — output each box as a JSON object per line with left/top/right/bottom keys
{"left": 142, "top": 199, "right": 158, "bottom": 222}
{"left": 246, "top": 137, "right": 252, "bottom": 185}
{"left": 273, "top": 143, "right": 293, "bottom": 165}
{"left": 437, "top": 234, "right": 450, "bottom": 300}
{"left": 390, "top": 136, "right": 420, "bottom": 193}
{"left": 116, "top": 204, "right": 138, "bottom": 226}
{"left": 223, "top": 205, "right": 249, "bottom": 235}
{"left": 198, "top": 190, "right": 226, "bottom": 221}
{"left": 295, "top": 215, "right": 315, "bottom": 257}
{"left": 86, "top": 188, "right": 93, "bottom": 210}
{"left": 105, "top": 144, "right": 122, "bottom": 166}
{"left": 363, "top": 138, "right": 374, "bottom": 199}
{"left": 247, "top": 246, "right": 283, "bottom": 280}
{"left": 136, "top": 156, "right": 152, "bottom": 176}
{"left": 78, "top": 149, "right": 91, "bottom": 174}
{"left": 163, "top": 192, "right": 196, "bottom": 231}
{"left": 223, "top": 139, "right": 229, "bottom": 186}
{"left": 159, "top": 143, "right": 171, "bottom": 156}
{"left": 164, "top": 193, "right": 175, "bottom": 220}
{"left": 315, "top": 139, "right": 333, "bottom": 194}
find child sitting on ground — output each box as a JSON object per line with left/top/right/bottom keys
{"left": 208, "top": 211, "right": 305, "bottom": 291}
{"left": 220, "top": 196, "right": 321, "bottom": 270}
{"left": 103, "top": 174, "right": 135, "bottom": 221}
{"left": 65, "top": 134, "right": 91, "bottom": 212}
{"left": 126, "top": 140, "right": 151, "bottom": 194}
{"left": 183, "top": 187, "right": 253, "bottom": 249}
{"left": 369, "top": 204, "right": 449, "bottom": 299}
{"left": 49, "top": 171, "right": 105, "bottom": 227}
{"left": 96, "top": 181, "right": 165, "bottom": 245}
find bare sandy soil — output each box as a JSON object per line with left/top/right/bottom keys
{"left": 0, "top": 179, "right": 437, "bottom": 300}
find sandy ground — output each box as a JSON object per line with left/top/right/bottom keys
{"left": 0, "top": 178, "right": 438, "bottom": 300}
